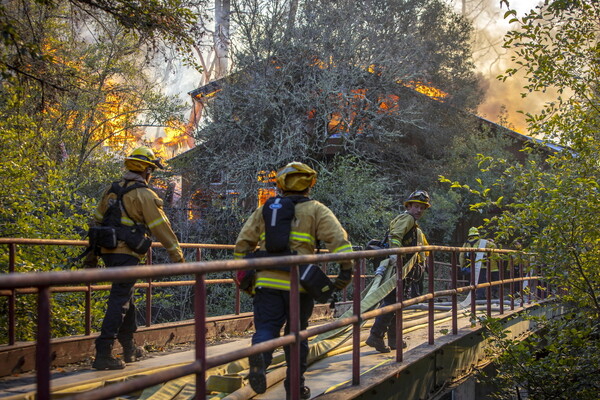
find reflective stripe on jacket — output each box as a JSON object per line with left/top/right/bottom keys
{"left": 234, "top": 196, "right": 354, "bottom": 292}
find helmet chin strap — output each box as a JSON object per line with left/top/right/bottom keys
{"left": 141, "top": 167, "right": 153, "bottom": 183}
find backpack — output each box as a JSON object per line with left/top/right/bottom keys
{"left": 236, "top": 195, "right": 329, "bottom": 297}
{"left": 88, "top": 181, "right": 152, "bottom": 255}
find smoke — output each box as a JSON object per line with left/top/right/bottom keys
{"left": 451, "top": 0, "right": 551, "bottom": 135}
{"left": 476, "top": 56, "right": 555, "bottom": 135}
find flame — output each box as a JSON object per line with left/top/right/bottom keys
{"left": 153, "top": 118, "right": 194, "bottom": 159}
{"left": 187, "top": 189, "right": 211, "bottom": 220}
{"left": 258, "top": 188, "right": 277, "bottom": 206}
{"left": 96, "top": 82, "right": 144, "bottom": 149}
{"left": 185, "top": 170, "right": 275, "bottom": 220}
{"left": 378, "top": 94, "right": 400, "bottom": 111}
{"left": 257, "top": 170, "right": 276, "bottom": 183}
{"left": 199, "top": 89, "right": 221, "bottom": 98}
{"left": 257, "top": 170, "right": 276, "bottom": 206}
{"left": 401, "top": 81, "right": 448, "bottom": 100}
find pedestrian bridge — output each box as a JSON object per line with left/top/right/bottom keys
{"left": 0, "top": 239, "right": 558, "bottom": 400}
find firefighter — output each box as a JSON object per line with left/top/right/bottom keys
{"left": 234, "top": 162, "right": 354, "bottom": 400}
{"left": 366, "top": 190, "right": 430, "bottom": 353}
{"left": 88, "top": 146, "right": 185, "bottom": 370}
{"left": 459, "top": 227, "right": 498, "bottom": 300}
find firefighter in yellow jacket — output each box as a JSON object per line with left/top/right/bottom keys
{"left": 459, "top": 227, "right": 498, "bottom": 300}
{"left": 88, "top": 147, "right": 185, "bottom": 370}
{"left": 366, "top": 190, "right": 431, "bottom": 353}
{"left": 234, "top": 162, "right": 354, "bottom": 399}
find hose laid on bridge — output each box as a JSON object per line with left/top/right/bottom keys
{"left": 118, "top": 255, "right": 421, "bottom": 400}
{"left": 51, "top": 254, "right": 486, "bottom": 400}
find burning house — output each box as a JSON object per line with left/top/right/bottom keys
{"left": 163, "top": 57, "right": 559, "bottom": 245}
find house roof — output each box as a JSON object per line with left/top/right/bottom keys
{"left": 173, "top": 73, "right": 565, "bottom": 164}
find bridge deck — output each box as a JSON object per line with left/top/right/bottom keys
{"left": 0, "top": 304, "right": 510, "bottom": 400}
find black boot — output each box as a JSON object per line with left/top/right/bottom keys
{"left": 248, "top": 353, "right": 266, "bottom": 394}
{"left": 366, "top": 334, "right": 391, "bottom": 353}
{"left": 121, "top": 340, "right": 146, "bottom": 363}
{"left": 92, "top": 343, "right": 125, "bottom": 370}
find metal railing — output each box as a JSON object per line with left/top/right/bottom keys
{"left": 0, "top": 238, "right": 453, "bottom": 346}
{"left": 0, "top": 238, "right": 237, "bottom": 345}
{"left": 0, "top": 244, "right": 543, "bottom": 400}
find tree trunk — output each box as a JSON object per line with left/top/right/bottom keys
{"left": 214, "top": 0, "right": 230, "bottom": 79}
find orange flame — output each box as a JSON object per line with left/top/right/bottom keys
{"left": 257, "top": 170, "right": 276, "bottom": 206}
{"left": 402, "top": 81, "right": 448, "bottom": 100}
{"left": 153, "top": 119, "right": 194, "bottom": 158}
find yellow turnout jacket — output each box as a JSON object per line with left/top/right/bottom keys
{"left": 234, "top": 196, "right": 354, "bottom": 292}
{"left": 92, "top": 171, "right": 184, "bottom": 263}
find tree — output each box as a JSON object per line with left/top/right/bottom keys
{"left": 499, "top": 0, "right": 600, "bottom": 317}
{"left": 0, "top": 0, "right": 209, "bottom": 342}
{"left": 0, "top": 0, "right": 206, "bottom": 81}
{"left": 182, "top": 0, "right": 487, "bottom": 242}
{"left": 448, "top": 1, "right": 600, "bottom": 397}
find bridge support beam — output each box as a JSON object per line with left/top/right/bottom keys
{"left": 318, "top": 302, "right": 565, "bottom": 400}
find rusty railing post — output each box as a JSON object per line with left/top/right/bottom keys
{"left": 9, "top": 242, "right": 16, "bottom": 345}
{"left": 36, "top": 285, "right": 51, "bottom": 400}
{"left": 520, "top": 260, "right": 525, "bottom": 307}
{"left": 395, "top": 254, "right": 404, "bottom": 362}
{"left": 227, "top": 248, "right": 241, "bottom": 315}
{"left": 194, "top": 272, "right": 207, "bottom": 399}
{"left": 451, "top": 251, "right": 458, "bottom": 335}
{"left": 145, "top": 247, "right": 153, "bottom": 327}
{"left": 499, "top": 257, "right": 504, "bottom": 315}
{"left": 352, "top": 258, "right": 363, "bottom": 385}
{"left": 289, "top": 263, "right": 300, "bottom": 400}
{"left": 470, "top": 251, "right": 476, "bottom": 317}
{"left": 85, "top": 282, "right": 92, "bottom": 335}
{"left": 428, "top": 251, "right": 435, "bottom": 345}
{"left": 510, "top": 255, "right": 515, "bottom": 310}
{"left": 486, "top": 251, "right": 492, "bottom": 317}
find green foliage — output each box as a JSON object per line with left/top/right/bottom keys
{"left": 436, "top": 123, "right": 536, "bottom": 244}
{"left": 0, "top": 0, "right": 207, "bottom": 343}
{"left": 442, "top": 1, "right": 600, "bottom": 397}
{"left": 311, "top": 156, "right": 395, "bottom": 247}
{"left": 0, "top": 0, "right": 205, "bottom": 79}
{"left": 481, "top": 311, "right": 600, "bottom": 400}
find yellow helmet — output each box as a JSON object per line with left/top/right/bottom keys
{"left": 124, "top": 147, "right": 164, "bottom": 172}
{"left": 276, "top": 162, "right": 317, "bottom": 192}
{"left": 468, "top": 227, "right": 479, "bottom": 237}
{"left": 404, "top": 190, "right": 431, "bottom": 208}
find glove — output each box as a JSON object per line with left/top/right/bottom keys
{"left": 333, "top": 268, "right": 352, "bottom": 290}
{"left": 375, "top": 265, "right": 387, "bottom": 276}
{"left": 82, "top": 261, "right": 98, "bottom": 269}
